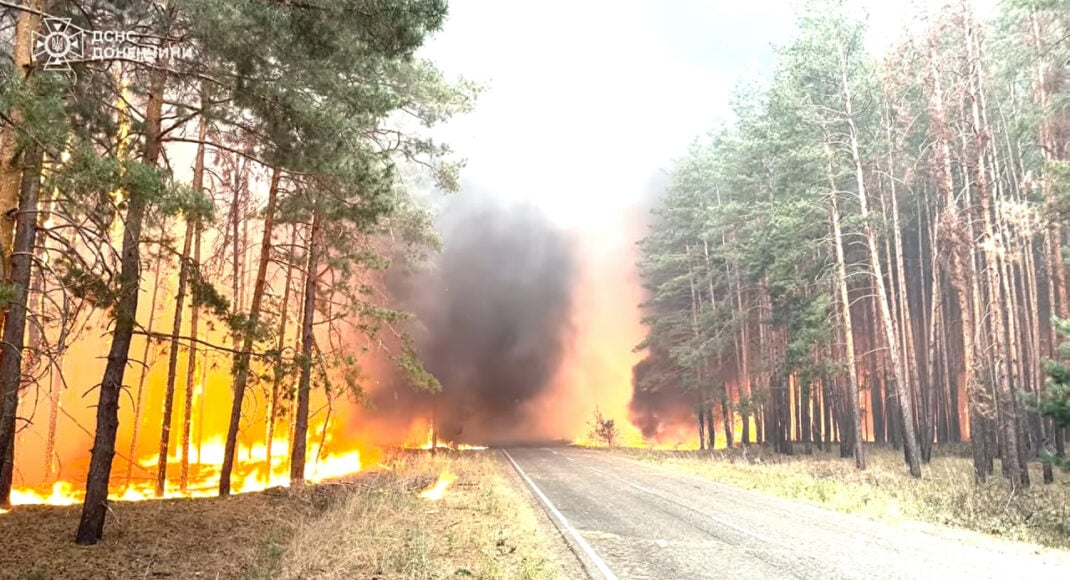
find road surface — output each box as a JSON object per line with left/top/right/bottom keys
{"left": 503, "top": 447, "right": 1070, "bottom": 580}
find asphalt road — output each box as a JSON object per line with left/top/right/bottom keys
{"left": 503, "top": 447, "right": 1070, "bottom": 580}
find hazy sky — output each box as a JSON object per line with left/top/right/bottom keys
{"left": 420, "top": 0, "right": 999, "bottom": 225}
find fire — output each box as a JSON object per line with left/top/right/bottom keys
{"left": 307, "top": 450, "right": 364, "bottom": 484}
{"left": 7, "top": 414, "right": 371, "bottom": 510}
{"left": 11, "top": 481, "right": 81, "bottom": 507}
{"left": 402, "top": 423, "right": 488, "bottom": 452}
{"left": 6, "top": 149, "right": 383, "bottom": 512}
{"left": 418, "top": 470, "right": 457, "bottom": 501}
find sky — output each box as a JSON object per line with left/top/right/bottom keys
{"left": 419, "top": 0, "right": 1000, "bottom": 226}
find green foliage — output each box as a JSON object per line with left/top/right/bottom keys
{"left": 1039, "top": 319, "right": 1070, "bottom": 470}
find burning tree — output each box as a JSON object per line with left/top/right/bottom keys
{"left": 0, "top": 0, "right": 472, "bottom": 546}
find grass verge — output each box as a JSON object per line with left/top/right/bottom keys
{"left": 606, "top": 444, "right": 1070, "bottom": 550}
{"left": 0, "top": 450, "right": 565, "bottom": 580}
{"left": 276, "top": 451, "right": 564, "bottom": 579}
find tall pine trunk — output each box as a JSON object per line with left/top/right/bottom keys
{"left": 824, "top": 139, "right": 865, "bottom": 469}
{"left": 0, "top": 145, "right": 42, "bottom": 505}
{"left": 76, "top": 62, "right": 166, "bottom": 545}
{"left": 220, "top": 168, "right": 281, "bottom": 495}
{"left": 155, "top": 211, "right": 196, "bottom": 497}
{"left": 963, "top": 6, "right": 1022, "bottom": 486}
{"left": 180, "top": 108, "right": 208, "bottom": 491}
{"left": 266, "top": 225, "right": 298, "bottom": 482}
{"left": 837, "top": 42, "right": 921, "bottom": 477}
{"left": 928, "top": 37, "right": 985, "bottom": 482}
{"left": 0, "top": 0, "right": 41, "bottom": 507}
{"left": 180, "top": 221, "right": 201, "bottom": 490}
{"left": 290, "top": 212, "right": 322, "bottom": 487}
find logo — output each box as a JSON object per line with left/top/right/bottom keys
{"left": 32, "top": 17, "right": 85, "bottom": 71}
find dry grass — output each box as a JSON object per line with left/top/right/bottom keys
{"left": 608, "top": 445, "right": 1070, "bottom": 550}
{"left": 0, "top": 450, "right": 566, "bottom": 580}
{"left": 276, "top": 451, "right": 565, "bottom": 580}
{"left": 0, "top": 484, "right": 335, "bottom": 580}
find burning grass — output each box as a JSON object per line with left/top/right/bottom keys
{"left": 0, "top": 450, "right": 569, "bottom": 579}
{"left": 605, "top": 444, "right": 1070, "bottom": 550}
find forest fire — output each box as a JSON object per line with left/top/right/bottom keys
{"left": 402, "top": 425, "right": 489, "bottom": 452}
{"left": 418, "top": 470, "right": 457, "bottom": 501}
{"left": 7, "top": 423, "right": 369, "bottom": 509}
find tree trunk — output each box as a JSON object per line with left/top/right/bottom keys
{"left": 1030, "top": 6, "right": 1066, "bottom": 479}
{"left": 706, "top": 405, "right": 716, "bottom": 451}
{"left": 722, "top": 394, "right": 733, "bottom": 449}
{"left": 928, "top": 37, "right": 985, "bottom": 482}
{"left": 229, "top": 160, "right": 244, "bottom": 348}
{"left": 180, "top": 221, "right": 201, "bottom": 490}
{"left": 220, "top": 168, "right": 281, "bottom": 496}
{"left": 697, "top": 405, "right": 706, "bottom": 451}
{"left": 885, "top": 136, "right": 925, "bottom": 462}
{"left": 76, "top": 62, "right": 166, "bottom": 545}
{"left": 155, "top": 213, "right": 196, "bottom": 497}
{"left": 180, "top": 109, "right": 208, "bottom": 491}
{"left": 266, "top": 225, "right": 297, "bottom": 483}
{"left": 824, "top": 139, "right": 866, "bottom": 469}
{"left": 0, "top": 0, "right": 41, "bottom": 507}
{"left": 963, "top": 6, "right": 1021, "bottom": 486}
{"left": 837, "top": 42, "right": 921, "bottom": 477}
{"left": 0, "top": 145, "right": 42, "bottom": 505}
{"left": 0, "top": 0, "right": 39, "bottom": 265}
{"left": 123, "top": 259, "right": 163, "bottom": 488}
{"left": 290, "top": 212, "right": 321, "bottom": 487}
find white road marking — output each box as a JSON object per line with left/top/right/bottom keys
{"left": 628, "top": 482, "right": 656, "bottom": 494}
{"left": 566, "top": 457, "right": 576, "bottom": 462}
{"left": 502, "top": 449, "right": 618, "bottom": 580}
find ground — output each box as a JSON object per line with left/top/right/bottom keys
{"left": 0, "top": 450, "right": 574, "bottom": 580}
{"left": 3, "top": 445, "right": 1068, "bottom": 579}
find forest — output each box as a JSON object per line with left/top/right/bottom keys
{"left": 636, "top": 0, "right": 1070, "bottom": 485}
{"left": 3, "top": 0, "right": 1070, "bottom": 576}
{"left": 0, "top": 0, "right": 473, "bottom": 546}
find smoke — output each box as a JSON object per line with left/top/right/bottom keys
{"left": 373, "top": 185, "right": 578, "bottom": 444}
{"left": 629, "top": 348, "right": 698, "bottom": 441}
{"left": 367, "top": 169, "right": 697, "bottom": 447}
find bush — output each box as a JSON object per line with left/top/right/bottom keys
{"left": 588, "top": 407, "right": 619, "bottom": 447}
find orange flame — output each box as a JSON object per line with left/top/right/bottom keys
{"left": 7, "top": 140, "right": 383, "bottom": 510}
{"left": 401, "top": 422, "right": 488, "bottom": 452}
{"left": 418, "top": 470, "right": 456, "bottom": 501}
{"left": 8, "top": 418, "right": 368, "bottom": 509}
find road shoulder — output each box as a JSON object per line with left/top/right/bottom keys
{"left": 497, "top": 449, "right": 592, "bottom": 579}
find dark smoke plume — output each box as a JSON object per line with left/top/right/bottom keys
{"left": 629, "top": 348, "right": 697, "bottom": 439}
{"left": 374, "top": 186, "right": 577, "bottom": 444}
